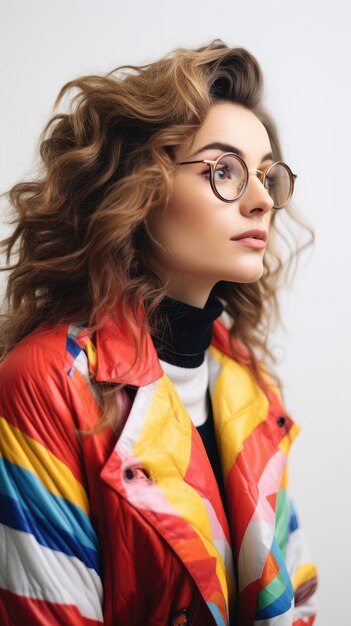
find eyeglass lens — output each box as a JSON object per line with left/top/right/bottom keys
{"left": 263, "top": 163, "right": 292, "bottom": 209}
{"left": 213, "top": 155, "right": 292, "bottom": 208}
{"left": 212, "top": 154, "right": 247, "bottom": 201}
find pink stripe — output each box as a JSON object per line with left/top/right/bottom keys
{"left": 252, "top": 450, "right": 286, "bottom": 523}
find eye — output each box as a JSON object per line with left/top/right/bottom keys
{"left": 263, "top": 162, "right": 283, "bottom": 187}
{"left": 214, "top": 156, "right": 243, "bottom": 183}
{"left": 214, "top": 166, "right": 230, "bottom": 181}
{"left": 265, "top": 173, "right": 279, "bottom": 188}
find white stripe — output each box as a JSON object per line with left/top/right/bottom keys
{"left": 0, "top": 525, "right": 103, "bottom": 622}
{"left": 285, "top": 525, "right": 312, "bottom": 579}
{"left": 213, "top": 538, "right": 235, "bottom": 577}
{"left": 72, "top": 350, "right": 90, "bottom": 380}
{"left": 293, "top": 598, "right": 317, "bottom": 621}
{"left": 238, "top": 450, "right": 287, "bottom": 591}
{"left": 285, "top": 525, "right": 317, "bottom": 619}
{"left": 202, "top": 498, "right": 234, "bottom": 578}
{"left": 67, "top": 324, "right": 85, "bottom": 339}
{"left": 238, "top": 520, "right": 275, "bottom": 591}
{"left": 116, "top": 380, "right": 159, "bottom": 454}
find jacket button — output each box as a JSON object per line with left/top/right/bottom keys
{"left": 123, "top": 467, "right": 151, "bottom": 482}
{"left": 169, "top": 608, "right": 192, "bottom": 625}
{"left": 277, "top": 415, "right": 286, "bottom": 427}
{"left": 123, "top": 468, "right": 135, "bottom": 480}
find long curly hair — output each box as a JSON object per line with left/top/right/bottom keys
{"left": 0, "top": 39, "right": 313, "bottom": 429}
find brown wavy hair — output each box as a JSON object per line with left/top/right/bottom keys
{"left": 0, "top": 40, "right": 313, "bottom": 429}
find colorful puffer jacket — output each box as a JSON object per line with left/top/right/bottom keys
{"left": 0, "top": 309, "right": 318, "bottom": 626}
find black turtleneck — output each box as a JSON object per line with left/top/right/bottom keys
{"left": 151, "top": 291, "right": 224, "bottom": 368}
{"left": 151, "top": 291, "right": 227, "bottom": 509}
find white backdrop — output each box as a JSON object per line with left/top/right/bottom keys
{"left": 1, "top": 1, "right": 350, "bottom": 624}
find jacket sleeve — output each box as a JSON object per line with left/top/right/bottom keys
{"left": 285, "top": 496, "right": 318, "bottom": 626}
{"left": 275, "top": 466, "right": 318, "bottom": 626}
{"left": 0, "top": 341, "right": 104, "bottom": 625}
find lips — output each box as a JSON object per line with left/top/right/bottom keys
{"left": 231, "top": 229, "right": 267, "bottom": 242}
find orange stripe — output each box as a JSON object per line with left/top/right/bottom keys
{"left": 259, "top": 551, "right": 280, "bottom": 588}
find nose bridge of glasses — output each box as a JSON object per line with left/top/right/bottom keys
{"left": 248, "top": 168, "right": 264, "bottom": 182}
{"left": 246, "top": 168, "right": 274, "bottom": 207}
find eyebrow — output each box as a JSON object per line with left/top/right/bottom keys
{"left": 189, "top": 141, "right": 274, "bottom": 163}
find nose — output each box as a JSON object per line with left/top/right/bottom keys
{"left": 239, "top": 171, "right": 274, "bottom": 216}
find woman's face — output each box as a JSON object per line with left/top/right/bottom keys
{"left": 150, "top": 101, "right": 275, "bottom": 307}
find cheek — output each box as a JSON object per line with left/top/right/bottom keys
{"left": 160, "top": 181, "right": 219, "bottom": 245}
{"left": 265, "top": 210, "right": 274, "bottom": 236}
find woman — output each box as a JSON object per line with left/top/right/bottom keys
{"left": 0, "top": 41, "right": 317, "bottom": 626}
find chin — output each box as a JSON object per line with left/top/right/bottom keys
{"left": 225, "top": 264, "right": 264, "bottom": 284}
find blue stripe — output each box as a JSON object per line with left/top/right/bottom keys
{"left": 66, "top": 337, "right": 82, "bottom": 359}
{"left": 288, "top": 499, "right": 299, "bottom": 533}
{"left": 207, "top": 603, "right": 226, "bottom": 626}
{"left": 0, "top": 458, "right": 99, "bottom": 571}
{"left": 0, "top": 493, "right": 99, "bottom": 571}
{"left": 270, "top": 535, "right": 292, "bottom": 575}
{"left": 0, "top": 459, "right": 96, "bottom": 546}
{"left": 255, "top": 536, "right": 294, "bottom": 620}
{"left": 255, "top": 583, "right": 294, "bottom": 619}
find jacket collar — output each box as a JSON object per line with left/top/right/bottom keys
{"left": 94, "top": 304, "right": 163, "bottom": 386}
{"left": 94, "top": 301, "right": 250, "bottom": 386}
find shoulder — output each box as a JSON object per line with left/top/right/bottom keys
{"left": 0, "top": 321, "right": 93, "bottom": 385}
{"left": 0, "top": 322, "right": 96, "bottom": 439}
{"left": 0, "top": 323, "right": 69, "bottom": 382}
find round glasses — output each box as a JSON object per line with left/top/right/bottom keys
{"left": 177, "top": 152, "right": 297, "bottom": 209}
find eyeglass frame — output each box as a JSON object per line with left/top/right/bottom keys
{"left": 176, "top": 151, "right": 297, "bottom": 209}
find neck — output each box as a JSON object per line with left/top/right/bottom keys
{"left": 164, "top": 275, "right": 217, "bottom": 309}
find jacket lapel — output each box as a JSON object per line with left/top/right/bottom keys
{"left": 208, "top": 344, "right": 300, "bottom": 625}
{"left": 100, "top": 373, "right": 235, "bottom": 626}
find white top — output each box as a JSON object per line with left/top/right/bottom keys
{"left": 160, "top": 351, "right": 210, "bottom": 427}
